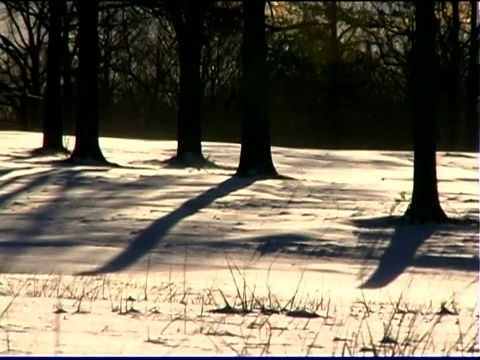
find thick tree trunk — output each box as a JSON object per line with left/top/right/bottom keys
{"left": 403, "top": 0, "right": 447, "bottom": 224}
{"left": 70, "top": 0, "right": 107, "bottom": 163}
{"left": 466, "top": 1, "right": 479, "bottom": 148}
{"left": 235, "top": 0, "right": 277, "bottom": 177}
{"left": 42, "top": 0, "right": 65, "bottom": 151}
{"left": 168, "top": 1, "right": 207, "bottom": 165}
{"left": 447, "top": 1, "right": 460, "bottom": 149}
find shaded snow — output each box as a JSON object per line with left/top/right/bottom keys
{"left": 0, "top": 131, "right": 477, "bottom": 276}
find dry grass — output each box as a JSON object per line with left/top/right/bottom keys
{"left": 0, "top": 255, "right": 478, "bottom": 356}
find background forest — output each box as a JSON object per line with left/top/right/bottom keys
{"left": 0, "top": 1, "right": 477, "bottom": 152}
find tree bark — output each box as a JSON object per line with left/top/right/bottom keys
{"left": 167, "top": 1, "right": 208, "bottom": 164}
{"left": 70, "top": 0, "right": 107, "bottom": 162}
{"left": 175, "top": 2, "right": 205, "bottom": 161}
{"left": 235, "top": 0, "right": 277, "bottom": 177}
{"left": 466, "top": 1, "right": 479, "bottom": 148}
{"left": 61, "top": 0, "right": 74, "bottom": 130}
{"left": 403, "top": 0, "right": 447, "bottom": 224}
{"left": 42, "top": 0, "right": 65, "bottom": 150}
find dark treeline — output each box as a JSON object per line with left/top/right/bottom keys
{"left": 0, "top": 1, "right": 477, "bottom": 152}
{"left": 0, "top": 0, "right": 478, "bottom": 225}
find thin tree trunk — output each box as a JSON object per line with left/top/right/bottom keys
{"left": 235, "top": 0, "right": 277, "bottom": 177}
{"left": 29, "top": 20, "right": 42, "bottom": 129}
{"left": 70, "top": 0, "right": 107, "bottom": 162}
{"left": 61, "top": 0, "right": 73, "bottom": 131}
{"left": 466, "top": 1, "right": 479, "bottom": 148}
{"left": 403, "top": 0, "right": 447, "bottom": 224}
{"left": 42, "top": 0, "right": 65, "bottom": 151}
{"left": 100, "top": 13, "right": 114, "bottom": 128}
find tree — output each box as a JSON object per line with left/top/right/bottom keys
{"left": 169, "top": 1, "right": 210, "bottom": 165}
{"left": 60, "top": 0, "right": 77, "bottom": 128}
{"left": 134, "top": 0, "right": 211, "bottom": 165}
{"left": 235, "top": 0, "right": 277, "bottom": 177}
{"left": 41, "top": 0, "right": 66, "bottom": 152}
{"left": 0, "top": 1, "right": 48, "bottom": 130}
{"left": 69, "top": 0, "right": 108, "bottom": 163}
{"left": 402, "top": 0, "right": 447, "bottom": 224}
{"left": 466, "top": 1, "right": 478, "bottom": 146}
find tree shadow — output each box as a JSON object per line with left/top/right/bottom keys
{"left": 29, "top": 147, "right": 70, "bottom": 155}
{"left": 0, "top": 167, "right": 188, "bottom": 270}
{"left": 160, "top": 154, "right": 237, "bottom": 171}
{"left": 253, "top": 233, "right": 311, "bottom": 257}
{"left": 358, "top": 223, "right": 437, "bottom": 289}
{"left": 76, "top": 176, "right": 259, "bottom": 275}
{"left": 157, "top": 233, "right": 311, "bottom": 255}
{"left": 0, "top": 240, "right": 78, "bottom": 248}
{"left": 0, "top": 169, "right": 55, "bottom": 207}
{"left": 0, "top": 168, "right": 112, "bottom": 264}
{"left": 22, "top": 158, "right": 159, "bottom": 171}
{"left": 0, "top": 167, "right": 33, "bottom": 178}
{"left": 355, "top": 216, "right": 479, "bottom": 289}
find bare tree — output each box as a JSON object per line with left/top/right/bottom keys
{"left": 70, "top": 0, "right": 108, "bottom": 163}
{"left": 60, "top": 0, "right": 77, "bottom": 128}
{"left": 402, "top": 0, "right": 447, "bottom": 224}
{"left": 41, "top": 0, "right": 65, "bottom": 152}
{"left": 236, "top": 0, "right": 277, "bottom": 177}
{"left": 466, "top": 1, "right": 478, "bottom": 145}
{"left": 0, "top": 1, "right": 48, "bottom": 129}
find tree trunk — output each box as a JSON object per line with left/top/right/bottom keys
{"left": 466, "top": 1, "right": 479, "bottom": 149}
{"left": 168, "top": 1, "right": 207, "bottom": 164}
{"left": 42, "top": 0, "right": 65, "bottom": 151}
{"left": 70, "top": 0, "right": 107, "bottom": 163}
{"left": 100, "top": 12, "right": 114, "bottom": 128}
{"left": 447, "top": 1, "right": 460, "bottom": 149}
{"left": 175, "top": 6, "right": 204, "bottom": 160}
{"left": 235, "top": 0, "right": 277, "bottom": 177}
{"left": 61, "top": 0, "right": 74, "bottom": 131}
{"left": 403, "top": 0, "right": 447, "bottom": 224}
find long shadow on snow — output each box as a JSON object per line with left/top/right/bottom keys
{"left": 0, "top": 168, "right": 175, "bottom": 246}
{"left": 159, "top": 233, "right": 310, "bottom": 255}
{"left": 77, "top": 176, "right": 257, "bottom": 275}
{"left": 0, "top": 169, "right": 55, "bottom": 207}
{"left": 0, "top": 167, "right": 33, "bottom": 178}
{"left": 354, "top": 216, "right": 479, "bottom": 289}
{"left": 0, "top": 240, "right": 78, "bottom": 248}
{"left": 0, "top": 150, "right": 156, "bottom": 171}
{"left": 0, "top": 168, "right": 113, "bottom": 268}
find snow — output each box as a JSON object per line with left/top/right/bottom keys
{"left": 0, "top": 131, "right": 478, "bottom": 355}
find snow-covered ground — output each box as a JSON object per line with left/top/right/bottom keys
{"left": 0, "top": 131, "right": 478, "bottom": 355}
